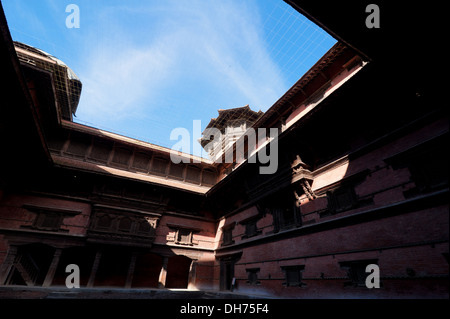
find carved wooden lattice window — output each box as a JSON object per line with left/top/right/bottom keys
{"left": 96, "top": 214, "right": 112, "bottom": 230}
{"left": 23, "top": 205, "right": 80, "bottom": 233}
{"left": 118, "top": 217, "right": 133, "bottom": 232}
{"left": 136, "top": 219, "right": 153, "bottom": 235}
{"left": 91, "top": 211, "right": 158, "bottom": 237}
{"left": 33, "top": 212, "right": 62, "bottom": 231}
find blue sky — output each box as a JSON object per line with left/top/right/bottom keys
{"left": 3, "top": 0, "right": 336, "bottom": 156}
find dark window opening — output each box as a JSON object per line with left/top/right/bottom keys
{"left": 281, "top": 265, "right": 305, "bottom": 287}
{"left": 221, "top": 224, "right": 235, "bottom": 246}
{"left": 385, "top": 133, "right": 449, "bottom": 198}
{"left": 137, "top": 220, "right": 153, "bottom": 234}
{"left": 33, "top": 212, "right": 63, "bottom": 231}
{"left": 327, "top": 185, "right": 357, "bottom": 214}
{"left": 245, "top": 220, "right": 258, "bottom": 237}
{"left": 95, "top": 214, "right": 112, "bottom": 230}
{"left": 263, "top": 189, "right": 301, "bottom": 232}
{"left": 443, "top": 253, "right": 449, "bottom": 264}
{"left": 118, "top": 217, "right": 132, "bottom": 232}
{"left": 242, "top": 218, "right": 261, "bottom": 239}
{"left": 273, "top": 205, "right": 301, "bottom": 232}
{"left": 246, "top": 268, "right": 261, "bottom": 285}
{"left": 176, "top": 228, "right": 193, "bottom": 245}
{"left": 339, "top": 259, "right": 378, "bottom": 287}
{"left": 406, "top": 154, "right": 449, "bottom": 196}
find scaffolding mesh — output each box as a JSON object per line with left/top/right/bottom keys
{"left": 204, "top": 105, "right": 263, "bottom": 131}
{"left": 13, "top": 41, "right": 82, "bottom": 121}
{"left": 199, "top": 105, "right": 264, "bottom": 162}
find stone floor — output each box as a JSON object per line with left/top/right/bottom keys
{"left": 0, "top": 285, "right": 271, "bottom": 299}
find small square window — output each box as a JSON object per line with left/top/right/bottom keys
{"left": 327, "top": 186, "right": 357, "bottom": 213}
{"left": 246, "top": 268, "right": 261, "bottom": 285}
{"left": 273, "top": 205, "right": 300, "bottom": 231}
{"left": 281, "top": 265, "right": 305, "bottom": 287}
{"left": 176, "top": 229, "right": 193, "bottom": 245}
{"left": 242, "top": 218, "right": 261, "bottom": 239}
{"left": 339, "top": 259, "right": 378, "bottom": 287}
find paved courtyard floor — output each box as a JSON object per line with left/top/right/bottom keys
{"left": 0, "top": 285, "right": 271, "bottom": 299}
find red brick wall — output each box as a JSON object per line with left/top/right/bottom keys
{"left": 0, "top": 193, "right": 91, "bottom": 235}
{"left": 213, "top": 118, "right": 449, "bottom": 298}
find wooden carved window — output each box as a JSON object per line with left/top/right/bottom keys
{"left": 23, "top": 205, "right": 80, "bottom": 233}
{"left": 118, "top": 217, "right": 133, "bottom": 232}
{"left": 221, "top": 223, "right": 235, "bottom": 247}
{"left": 166, "top": 224, "right": 199, "bottom": 246}
{"left": 136, "top": 219, "right": 154, "bottom": 235}
{"left": 241, "top": 216, "right": 261, "bottom": 239}
{"left": 273, "top": 205, "right": 301, "bottom": 232}
{"left": 33, "top": 212, "right": 62, "bottom": 231}
{"left": 95, "top": 214, "right": 113, "bottom": 230}
{"left": 176, "top": 228, "right": 193, "bottom": 245}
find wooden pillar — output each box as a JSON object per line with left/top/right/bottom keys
{"left": 187, "top": 260, "right": 197, "bottom": 290}
{"left": 158, "top": 256, "right": 169, "bottom": 288}
{"left": 42, "top": 248, "right": 62, "bottom": 287}
{"left": 125, "top": 251, "right": 138, "bottom": 289}
{"left": 87, "top": 250, "right": 102, "bottom": 288}
{"left": 0, "top": 245, "right": 18, "bottom": 285}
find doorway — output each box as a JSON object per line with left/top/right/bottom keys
{"left": 220, "top": 259, "right": 237, "bottom": 291}
{"left": 165, "top": 255, "right": 192, "bottom": 289}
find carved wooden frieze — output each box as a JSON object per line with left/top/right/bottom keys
{"left": 87, "top": 205, "right": 160, "bottom": 247}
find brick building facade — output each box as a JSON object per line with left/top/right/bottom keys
{"left": 0, "top": 1, "right": 448, "bottom": 298}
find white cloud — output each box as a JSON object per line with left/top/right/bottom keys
{"left": 77, "top": 39, "right": 175, "bottom": 120}
{"left": 166, "top": 0, "right": 287, "bottom": 111}
{"left": 75, "top": 0, "right": 287, "bottom": 126}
